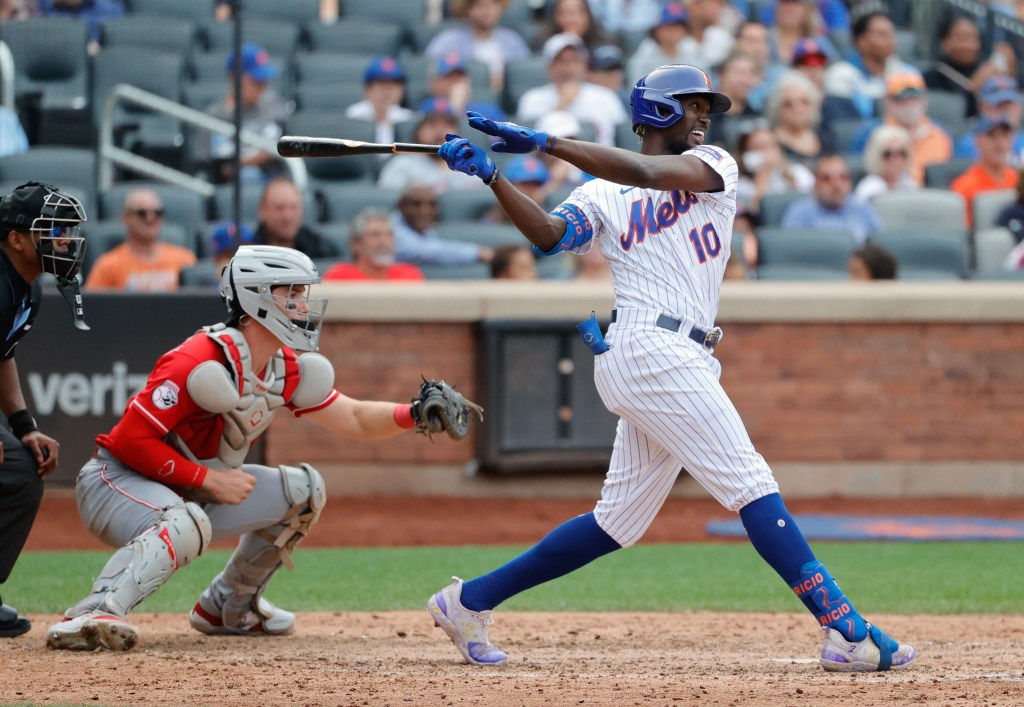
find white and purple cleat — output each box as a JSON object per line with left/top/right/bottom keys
{"left": 427, "top": 576, "right": 508, "bottom": 665}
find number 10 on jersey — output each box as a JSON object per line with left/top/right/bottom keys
{"left": 688, "top": 222, "right": 722, "bottom": 264}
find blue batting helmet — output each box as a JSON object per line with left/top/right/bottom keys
{"left": 629, "top": 64, "right": 732, "bottom": 136}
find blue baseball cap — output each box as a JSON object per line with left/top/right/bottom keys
{"left": 364, "top": 56, "right": 405, "bottom": 84}
{"left": 503, "top": 155, "right": 550, "bottom": 184}
{"left": 973, "top": 115, "right": 1015, "bottom": 136}
{"left": 418, "top": 96, "right": 455, "bottom": 116}
{"left": 654, "top": 1, "right": 688, "bottom": 30}
{"left": 981, "top": 75, "right": 1021, "bottom": 106}
{"left": 436, "top": 52, "right": 468, "bottom": 77}
{"left": 226, "top": 43, "right": 278, "bottom": 82}
{"left": 211, "top": 222, "right": 254, "bottom": 257}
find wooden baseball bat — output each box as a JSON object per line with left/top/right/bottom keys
{"left": 277, "top": 136, "right": 441, "bottom": 158}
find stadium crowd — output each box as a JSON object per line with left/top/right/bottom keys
{"left": 1, "top": 0, "right": 1024, "bottom": 283}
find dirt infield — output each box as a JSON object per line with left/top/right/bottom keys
{"left": 3, "top": 612, "right": 1023, "bottom": 706}
{"left": 7, "top": 492, "right": 1024, "bottom": 706}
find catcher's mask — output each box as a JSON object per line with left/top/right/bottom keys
{"left": 220, "top": 245, "right": 327, "bottom": 351}
{"left": 0, "top": 181, "right": 90, "bottom": 329}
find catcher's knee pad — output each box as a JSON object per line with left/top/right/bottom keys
{"left": 265, "top": 463, "right": 326, "bottom": 567}
{"left": 98, "top": 502, "right": 212, "bottom": 616}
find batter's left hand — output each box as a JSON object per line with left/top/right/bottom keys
{"left": 21, "top": 430, "right": 58, "bottom": 478}
{"left": 438, "top": 134, "right": 496, "bottom": 183}
{"left": 467, "top": 111, "right": 550, "bottom": 153}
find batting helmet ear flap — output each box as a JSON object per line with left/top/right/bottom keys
{"left": 630, "top": 64, "right": 732, "bottom": 135}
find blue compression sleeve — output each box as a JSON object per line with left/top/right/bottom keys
{"left": 459, "top": 512, "right": 621, "bottom": 611}
{"left": 533, "top": 203, "right": 594, "bottom": 256}
{"left": 740, "top": 493, "right": 867, "bottom": 641}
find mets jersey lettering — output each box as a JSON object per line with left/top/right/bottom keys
{"left": 557, "top": 146, "right": 740, "bottom": 327}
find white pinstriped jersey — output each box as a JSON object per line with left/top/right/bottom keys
{"left": 562, "top": 145, "right": 739, "bottom": 327}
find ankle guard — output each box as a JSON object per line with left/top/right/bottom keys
{"left": 790, "top": 561, "right": 867, "bottom": 642}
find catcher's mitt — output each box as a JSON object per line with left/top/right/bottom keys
{"left": 411, "top": 379, "right": 484, "bottom": 441}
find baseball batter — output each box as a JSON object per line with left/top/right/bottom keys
{"left": 429, "top": 65, "right": 916, "bottom": 673}
{"left": 46, "top": 245, "right": 478, "bottom": 652}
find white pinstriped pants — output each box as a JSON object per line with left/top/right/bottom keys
{"left": 592, "top": 308, "right": 779, "bottom": 547}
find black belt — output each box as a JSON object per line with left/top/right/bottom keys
{"left": 610, "top": 309, "right": 723, "bottom": 351}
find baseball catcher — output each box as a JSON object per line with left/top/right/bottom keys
{"left": 46, "top": 245, "right": 481, "bottom": 652}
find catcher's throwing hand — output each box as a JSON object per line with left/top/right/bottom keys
{"left": 466, "top": 110, "right": 551, "bottom": 154}
{"left": 438, "top": 134, "right": 497, "bottom": 183}
{"left": 411, "top": 379, "right": 484, "bottom": 441}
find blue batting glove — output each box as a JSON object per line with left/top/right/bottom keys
{"left": 438, "top": 133, "right": 498, "bottom": 184}
{"left": 467, "top": 111, "right": 551, "bottom": 154}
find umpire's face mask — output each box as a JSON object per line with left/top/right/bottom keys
{"left": 32, "top": 191, "right": 88, "bottom": 281}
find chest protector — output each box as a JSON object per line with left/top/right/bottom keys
{"left": 176, "top": 324, "right": 334, "bottom": 469}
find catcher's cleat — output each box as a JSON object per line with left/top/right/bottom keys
{"left": 819, "top": 624, "right": 916, "bottom": 672}
{"left": 45, "top": 610, "right": 139, "bottom": 651}
{"left": 427, "top": 576, "right": 508, "bottom": 666}
{"left": 0, "top": 601, "right": 31, "bottom": 638}
{"left": 189, "top": 597, "right": 295, "bottom": 636}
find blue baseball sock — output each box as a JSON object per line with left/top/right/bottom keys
{"left": 740, "top": 493, "right": 867, "bottom": 642}
{"left": 459, "top": 512, "right": 621, "bottom": 612}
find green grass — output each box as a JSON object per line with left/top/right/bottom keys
{"left": 5, "top": 542, "right": 1021, "bottom": 615}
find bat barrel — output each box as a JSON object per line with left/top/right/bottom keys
{"left": 277, "top": 136, "right": 440, "bottom": 158}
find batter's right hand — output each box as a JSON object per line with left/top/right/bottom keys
{"left": 200, "top": 467, "right": 256, "bottom": 505}
{"left": 467, "top": 111, "right": 550, "bottom": 153}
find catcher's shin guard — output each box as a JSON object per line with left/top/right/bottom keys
{"left": 200, "top": 463, "right": 325, "bottom": 630}
{"left": 67, "top": 502, "right": 211, "bottom": 618}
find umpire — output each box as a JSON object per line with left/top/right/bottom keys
{"left": 0, "top": 182, "right": 88, "bottom": 637}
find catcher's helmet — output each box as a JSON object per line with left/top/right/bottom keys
{"left": 220, "top": 245, "right": 326, "bottom": 351}
{"left": 629, "top": 64, "right": 732, "bottom": 136}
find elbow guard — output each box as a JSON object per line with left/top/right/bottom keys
{"left": 534, "top": 203, "right": 594, "bottom": 256}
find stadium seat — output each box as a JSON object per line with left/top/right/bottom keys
{"left": 0, "top": 148, "right": 96, "bottom": 216}
{"left": 972, "top": 227, "right": 1017, "bottom": 275}
{"left": 202, "top": 18, "right": 300, "bottom": 57}
{"left": 871, "top": 229, "right": 968, "bottom": 280}
{"left": 316, "top": 222, "right": 352, "bottom": 260}
{"left": 0, "top": 17, "right": 89, "bottom": 110}
{"left": 179, "top": 260, "right": 220, "bottom": 288}
{"left": 294, "top": 81, "right": 366, "bottom": 112}
{"left": 319, "top": 183, "right": 401, "bottom": 223}
{"left": 759, "top": 190, "right": 807, "bottom": 227}
{"left": 872, "top": 188, "right": 967, "bottom": 231}
{"left": 419, "top": 262, "right": 492, "bottom": 280}
{"left": 293, "top": 52, "right": 375, "bottom": 84}
{"left": 101, "top": 15, "right": 197, "bottom": 57}
{"left": 285, "top": 112, "right": 378, "bottom": 182}
{"left": 755, "top": 264, "right": 850, "bottom": 281}
{"left": 830, "top": 118, "right": 868, "bottom": 154}
{"left": 305, "top": 19, "right": 404, "bottom": 56}
{"left": 434, "top": 221, "right": 523, "bottom": 248}
{"left": 924, "top": 157, "right": 973, "bottom": 189}
{"left": 339, "top": 0, "right": 427, "bottom": 24}
{"left": 236, "top": 0, "right": 319, "bottom": 25}
{"left": 128, "top": 0, "right": 216, "bottom": 22}
{"left": 99, "top": 182, "right": 207, "bottom": 233}
{"left": 90, "top": 48, "right": 185, "bottom": 156}
{"left": 535, "top": 254, "right": 575, "bottom": 280}
{"left": 409, "top": 19, "right": 460, "bottom": 52}
{"left": 755, "top": 227, "right": 856, "bottom": 274}
{"left": 503, "top": 57, "right": 549, "bottom": 114}
{"left": 438, "top": 190, "right": 496, "bottom": 222}
{"left": 972, "top": 189, "right": 1016, "bottom": 231}
{"left": 211, "top": 183, "right": 316, "bottom": 223}
{"left": 182, "top": 80, "right": 226, "bottom": 110}
{"left": 926, "top": 90, "right": 968, "bottom": 136}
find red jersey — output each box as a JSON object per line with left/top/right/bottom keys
{"left": 97, "top": 331, "right": 338, "bottom": 490}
